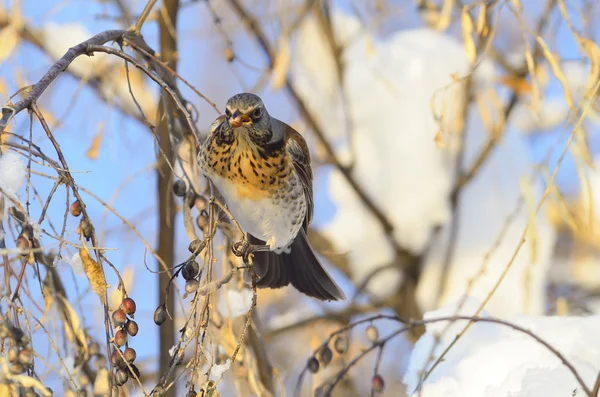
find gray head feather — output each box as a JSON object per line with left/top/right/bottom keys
{"left": 224, "top": 93, "right": 282, "bottom": 144}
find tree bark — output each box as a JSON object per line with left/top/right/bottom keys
{"left": 156, "top": 1, "right": 180, "bottom": 396}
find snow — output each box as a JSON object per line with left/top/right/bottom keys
{"left": 68, "top": 252, "right": 84, "bottom": 277}
{"left": 211, "top": 358, "right": 231, "bottom": 379}
{"left": 41, "top": 22, "right": 157, "bottom": 117}
{"left": 0, "top": 151, "right": 26, "bottom": 196}
{"left": 219, "top": 288, "right": 253, "bottom": 318}
{"left": 418, "top": 121, "right": 556, "bottom": 316}
{"left": 292, "top": 10, "right": 555, "bottom": 307}
{"left": 292, "top": 14, "right": 467, "bottom": 298}
{"left": 404, "top": 299, "right": 600, "bottom": 397}
{"left": 41, "top": 23, "right": 112, "bottom": 77}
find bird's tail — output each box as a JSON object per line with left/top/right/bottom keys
{"left": 249, "top": 231, "right": 345, "bottom": 301}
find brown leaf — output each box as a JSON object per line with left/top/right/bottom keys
{"left": 86, "top": 125, "right": 103, "bottom": 160}
{"left": 79, "top": 247, "right": 107, "bottom": 305}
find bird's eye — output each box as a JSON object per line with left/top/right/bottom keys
{"left": 225, "top": 109, "right": 231, "bottom": 117}
{"left": 252, "top": 108, "right": 262, "bottom": 119}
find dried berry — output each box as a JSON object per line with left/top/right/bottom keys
{"left": 334, "top": 334, "right": 348, "bottom": 354}
{"left": 128, "top": 364, "right": 140, "bottom": 379}
{"left": 195, "top": 196, "right": 208, "bottom": 212}
{"left": 18, "top": 348, "right": 33, "bottom": 366}
{"left": 173, "top": 179, "right": 187, "bottom": 197}
{"left": 79, "top": 218, "right": 94, "bottom": 240}
{"left": 89, "top": 342, "right": 100, "bottom": 356}
{"left": 16, "top": 235, "right": 31, "bottom": 254}
{"left": 188, "top": 239, "right": 206, "bottom": 255}
{"left": 9, "top": 362, "right": 24, "bottom": 374}
{"left": 372, "top": 374, "right": 385, "bottom": 393}
{"left": 115, "top": 368, "right": 129, "bottom": 386}
{"left": 95, "top": 355, "right": 108, "bottom": 370}
{"left": 8, "top": 346, "right": 19, "bottom": 363}
{"left": 112, "top": 309, "right": 127, "bottom": 327}
{"left": 319, "top": 346, "right": 332, "bottom": 365}
{"left": 111, "top": 350, "right": 125, "bottom": 369}
{"left": 126, "top": 320, "right": 139, "bottom": 337}
{"left": 366, "top": 324, "right": 379, "bottom": 343}
{"left": 185, "top": 279, "right": 199, "bottom": 294}
{"left": 196, "top": 214, "right": 209, "bottom": 232}
{"left": 0, "top": 324, "right": 9, "bottom": 338}
{"left": 114, "top": 329, "right": 127, "bottom": 347}
{"left": 307, "top": 356, "right": 319, "bottom": 373}
{"left": 70, "top": 201, "right": 82, "bottom": 217}
{"left": 154, "top": 304, "right": 167, "bottom": 326}
{"left": 182, "top": 260, "right": 199, "bottom": 281}
{"left": 123, "top": 347, "right": 136, "bottom": 364}
{"left": 121, "top": 298, "right": 136, "bottom": 316}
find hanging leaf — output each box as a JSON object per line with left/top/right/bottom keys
{"left": 271, "top": 36, "right": 291, "bottom": 91}
{"left": 461, "top": 6, "right": 476, "bottom": 64}
{"left": 0, "top": 25, "right": 19, "bottom": 65}
{"left": 536, "top": 37, "right": 574, "bottom": 108}
{"left": 79, "top": 247, "right": 107, "bottom": 305}
{"left": 86, "top": 125, "right": 104, "bottom": 160}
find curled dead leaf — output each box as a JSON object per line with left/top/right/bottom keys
{"left": 79, "top": 247, "right": 107, "bottom": 305}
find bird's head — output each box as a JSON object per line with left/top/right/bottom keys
{"left": 224, "top": 93, "right": 272, "bottom": 144}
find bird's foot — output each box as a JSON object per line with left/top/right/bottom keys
{"left": 232, "top": 239, "right": 254, "bottom": 264}
{"left": 232, "top": 239, "right": 269, "bottom": 264}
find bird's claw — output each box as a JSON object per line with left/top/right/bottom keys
{"left": 232, "top": 240, "right": 254, "bottom": 264}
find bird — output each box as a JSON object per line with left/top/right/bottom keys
{"left": 198, "top": 93, "right": 345, "bottom": 301}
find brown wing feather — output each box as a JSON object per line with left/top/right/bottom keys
{"left": 283, "top": 124, "right": 314, "bottom": 230}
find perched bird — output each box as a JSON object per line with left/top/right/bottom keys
{"left": 198, "top": 93, "right": 345, "bottom": 301}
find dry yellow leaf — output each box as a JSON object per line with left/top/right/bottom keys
{"left": 499, "top": 75, "right": 531, "bottom": 94}
{"left": 461, "top": 6, "right": 476, "bottom": 64}
{"left": 476, "top": 4, "right": 488, "bottom": 36}
{"left": 520, "top": 177, "right": 538, "bottom": 264}
{"left": 511, "top": 0, "right": 522, "bottom": 11}
{"left": 536, "top": 37, "right": 574, "bottom": 109}
{"left": 271, "top": 36, "right": 290, "bottom": 91}
{"left": 434, "top": 129, "right": 446, "bottom": 148}
{"left": 435, "top": 0, "right": 455, "bottom": 31}
{"left": 86, "top": 125, "right": 104, "bottom": 160}
{"left": 0, "top": 78, "right": 7, "bottom": 95}
{"left": 109, "top": 265, "right": 134, "bottom": 309}
{"left": 57, "top": 295, "right": 88, "bottom": 354}
{"left": 574, "top": 126, "right": 593, "bottom": 167}
{"left": 579, "top": 38, "right": 600, "bottom": 101}
{"left": 79, "top": 247, "right": 107, "bottom": 305}
{"left": 0, "top": 25, "right": 19, "bottom": 65}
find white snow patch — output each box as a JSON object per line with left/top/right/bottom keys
{"left": 404, "top": 299, "right": 600, "bottom": 397}
{"left": 41, "top": 23, "right": 112, "bottom": 77}
{"left": 293, "top": 14, "right": 473, "bottom": 297}
{"left": 68, "top": 252, "right": 84, "bottom": 277}
{"left": 169, "top": 345, "right": 177, "bottom": 357}
{"left": 0, "top": 152, "right": 26, "bottom": 196}
{"left": 219, "top": 288, "right": 253, "bottom": 318}
{"left": 418, "top": 125, "right": 556, "bottom": 316}
{"left": 211, "top": 358, "right": 231, "bottom": 379}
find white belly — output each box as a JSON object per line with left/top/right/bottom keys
{"left": 208, "top": 174, "right": 305, "bottom": 253}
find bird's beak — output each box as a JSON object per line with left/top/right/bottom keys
{"left": 229, "top": 111, "right": 251, "bottom": 129}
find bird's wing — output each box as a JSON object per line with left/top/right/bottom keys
{"left": 283, "top": 124, "right": 314, "bottom": 229}
{"left": 208, "top": 115, "right": 226, "bottom": 136}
